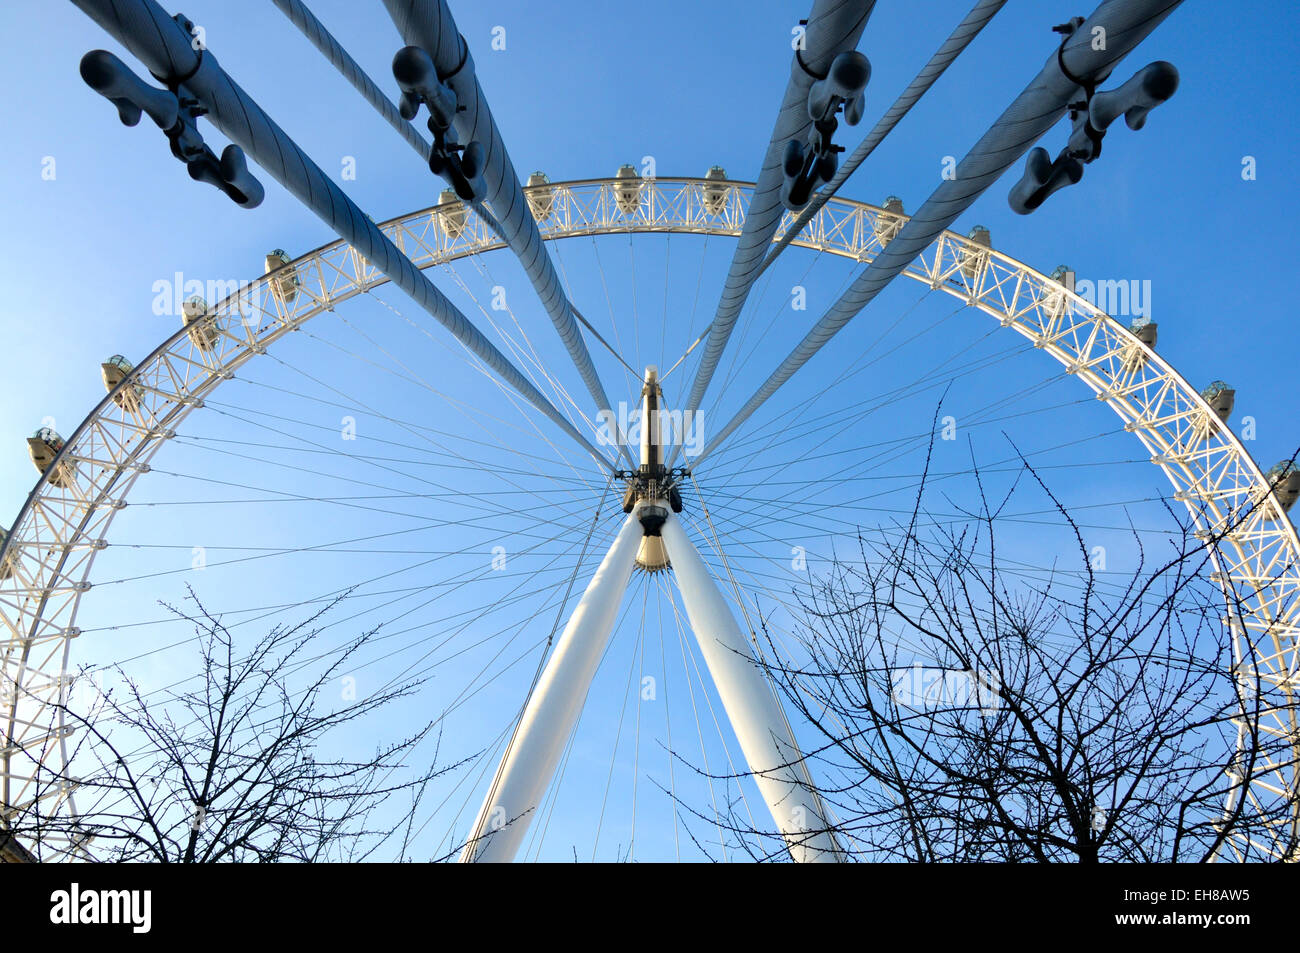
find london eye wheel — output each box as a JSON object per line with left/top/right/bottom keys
{"left": 1, "top": 0, "right": 1296, "bottom": 863}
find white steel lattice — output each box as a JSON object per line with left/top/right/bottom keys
{"left": 1, "top": 177, "right": 1295, "bottom": 860}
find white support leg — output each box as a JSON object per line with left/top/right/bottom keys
{"left": 460, "top": 510, "right": 643, "bottom": 863}
{"left": 660, "top": 513, "right": 842, "bottom": 862}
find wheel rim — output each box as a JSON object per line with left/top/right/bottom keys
{"left": 3, "top": 176, "right": 1295, "bottom": 860}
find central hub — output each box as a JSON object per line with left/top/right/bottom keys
{"left": 619, "top": 366, "right": 685, "bottom": 572}
{"left": 635, "top": 501, "right": 670, "bottom": 572}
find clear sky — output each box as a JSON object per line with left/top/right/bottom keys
{"left": 1, "top": 1, "right": 1297, "bottom": 861}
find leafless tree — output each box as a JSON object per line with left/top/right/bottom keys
{"left": 685, "top": 441, "right": 1299, "bottom": 863}
{"left": 6, "top": 587, "right": 471, "bottom": 862}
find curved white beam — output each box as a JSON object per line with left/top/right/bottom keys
{"left": 2, "top": 179, "right": 1293, "bottom": 860}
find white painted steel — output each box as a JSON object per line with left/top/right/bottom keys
{"left": 3, "top": 179, "right": 1294, "bottom": 860}
{"left": 461, "top": 511, "right": 642, "bottom": 862}
{"left": 660, "top": 513, "right": 842, "bottom": 862}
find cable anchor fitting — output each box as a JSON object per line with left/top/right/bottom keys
{"left": 1010, "top": 19, "right": 1178, "bottom": 214}
{"left": 781, "top": 50, "right": 871, "bottom": 211}
{"left": 392, "top": 45, "right": 485, "bottom": 202}
{"left": 78, "top": 47, "right": 264, "bottom": 209}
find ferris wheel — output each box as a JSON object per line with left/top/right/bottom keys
{"left": 2, "top": 0, "right": 1297, "bottom": 863}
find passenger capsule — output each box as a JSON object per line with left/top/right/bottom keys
{"left": 873, "top": 195, "right": 905, "bottom": 244}
{"left": 101, "top": 354, "right": 142, "bottom": 411}
{"left": 439, "top": 188, "right": 466, "bottom": 238}
{"left": 28, "top": 427, "right": 74, "bottom": 487}
{"left": 615, "top": 164, "right": 643, "bottom": 215}
{"left": 1263, "top": 461, "right": 1300, "bottom": 515}
{"left": 264, "top": 248, "right": 300, "bottom": 304}
{"left": 960, "top": 225, "right": 991, "bottom": 280}
{"left": 1121, "top": 320, "right": 1158, "bottom": 372}
{"left": 702, "top": 166, "right": 728, "bottom": 216}
{"left": 1201, "top": 380, "right": 1235, "bottom": 422}
{"left": 526, "top": 171, "right": 554, "bottom": 221}
{"left": 1041, "top": 265, "right": 1074, "bottom": 321}
{"left": 1130, "top": 320, "right": 1157, "bottom": 348}
{"left": 0, "top": 526, "right": 13, "bottom": 580}
{"left": 182, "top": 296, "right": 219, "bottom": 351}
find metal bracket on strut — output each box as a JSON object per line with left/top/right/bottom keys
{"left": 780, "top": 49, "right": 872, "bottom": 211}
{"left": 1009, "top": 17, "right": 1179, "bottom": 215}
{"left": 391, "top": 45, "right": 485, "bottom": 201}
{"left": 617, "top": 466, "right": 689, "bottom": 514}
{"left": 78, "top": 18, "right": 264, "bottom": 209}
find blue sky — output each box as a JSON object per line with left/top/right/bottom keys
{"left": 3, "top": 0, "right": 1298, "bottom": 503}
{"left": 2, "top": 1, "right": 1297, "bottom": 860}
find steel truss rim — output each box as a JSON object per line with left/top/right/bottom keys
{"left": 2, "top": 176, "right": 1295, "bottom": 860}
